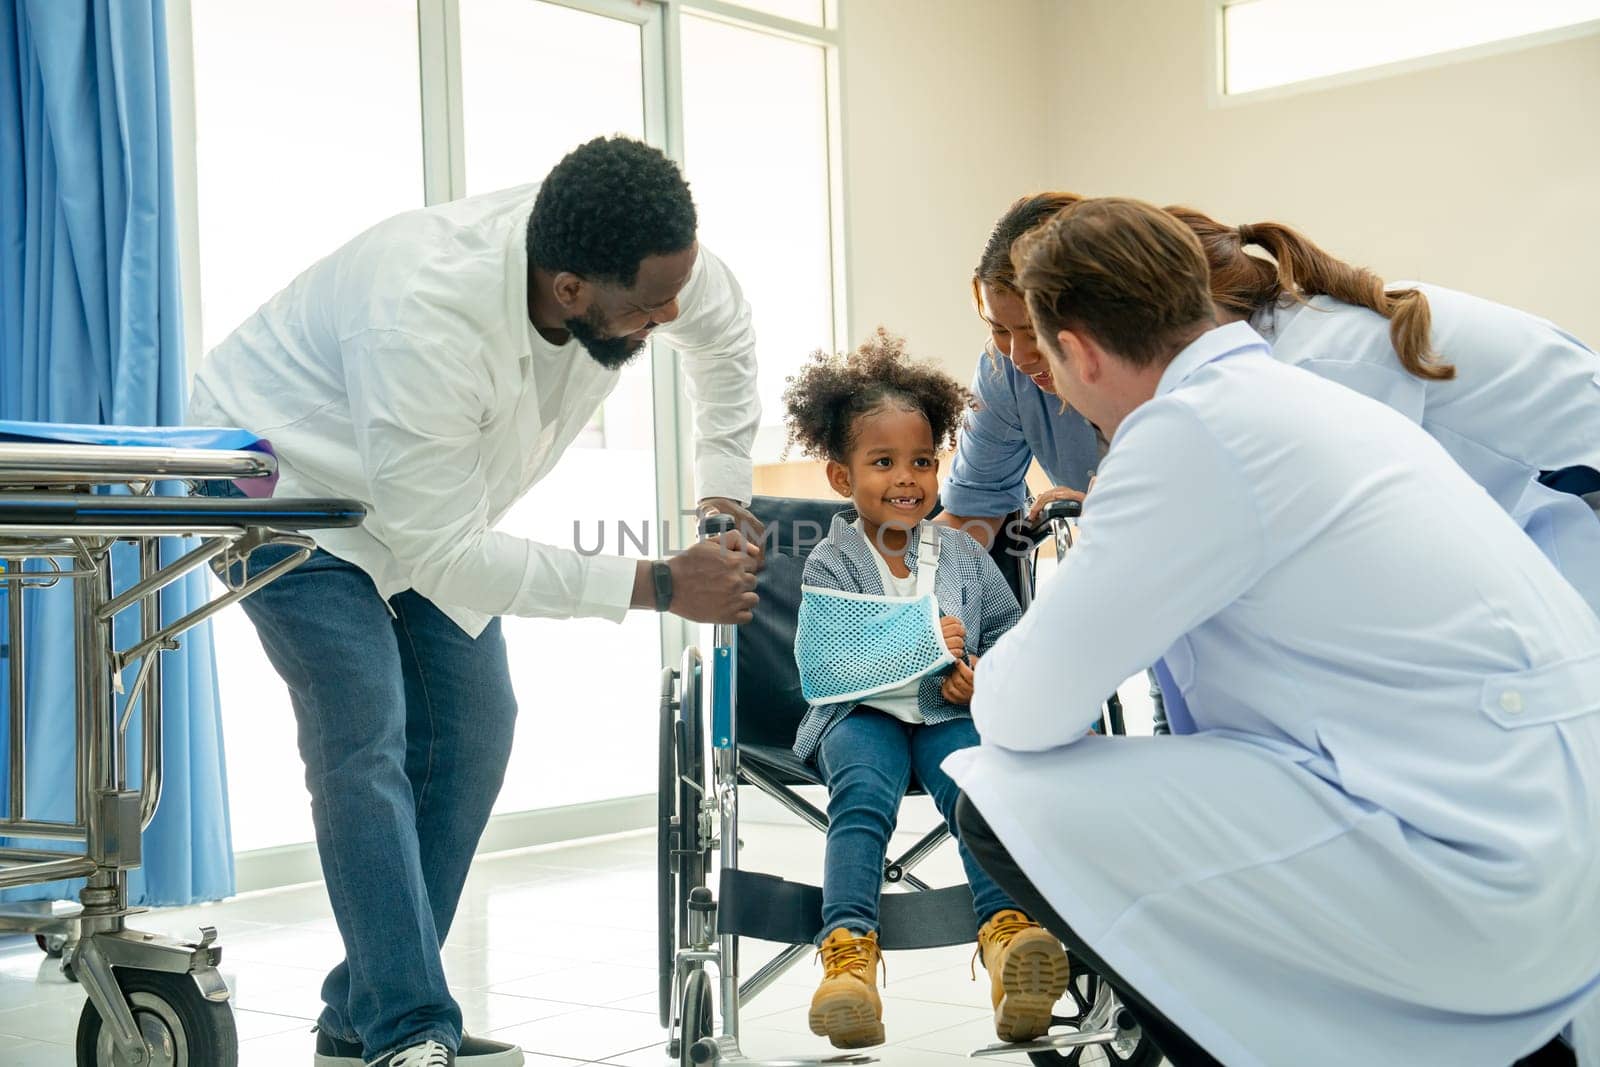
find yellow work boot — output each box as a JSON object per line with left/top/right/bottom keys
{"left": 808, "top": 928, "right": 885, "bottom": 1049}
{"left": 977, "top": 909, "right": 1071, "bottom": 1042}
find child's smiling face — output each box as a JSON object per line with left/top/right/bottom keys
{"left": 826, "top": 404, "right": 940, "bottom": 546}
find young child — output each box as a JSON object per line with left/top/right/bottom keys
{"left": 784, "top": 329, "right": 1070, "bottom": 1050}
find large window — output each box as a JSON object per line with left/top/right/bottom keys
{"left": 1221, "top": 0, "right": 1600, "bottom": 95}
{"left": 174, "top": 0, "right": 843, "bottom": 855}
{"left": 681, "top": 13, "right": 837, "bottom": 461}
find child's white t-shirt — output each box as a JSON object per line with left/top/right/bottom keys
{"left": 852, "top": 519, "right": 927, "bottom": 725}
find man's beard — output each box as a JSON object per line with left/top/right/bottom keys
{"left": 567, "top": 305, "right": 648, "bottom": 370}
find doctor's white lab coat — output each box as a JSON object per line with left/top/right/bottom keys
{"left": 945, "top": 323, "right": 1600, "bottom": 1067}
{"left": 1254, "top": 284, "right": 1600, "bottom": 615}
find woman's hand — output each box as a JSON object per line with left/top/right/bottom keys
{"left": 940, "top": 615, "right": 967, "bottom": 661}
{"left": 1026, "top": 485, "right": 1087, "bottom": 526}
{"left": 942, "top": 656, "right": 978, "bottom": 705}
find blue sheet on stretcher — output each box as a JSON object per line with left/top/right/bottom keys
{"left": 0, "top": 420, "right": 277, "bottom": 496}
{"left": 0, "top": 419, "right": 266, "bottom": 452}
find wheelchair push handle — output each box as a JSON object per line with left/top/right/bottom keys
{"left": 1022, "top": 498, "right": 1081, "bottom": 545}
{"left": 1041, "top": 498, "right": 1082, "bottom": 523}
{"left": 699, "top": 512, "right": 737, "bottom": 539}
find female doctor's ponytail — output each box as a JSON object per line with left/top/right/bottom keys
{"left": 1167, "top": 206, "right": 1455, "bottom": 382}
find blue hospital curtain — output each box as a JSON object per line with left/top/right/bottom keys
{"left": 0, "top": 0, "right": 234, "bottom": 903}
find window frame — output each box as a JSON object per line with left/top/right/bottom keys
{"left": 1209, "top": 0, "right": 1600, "bottom": 106}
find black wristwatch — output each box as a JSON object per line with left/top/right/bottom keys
{"left": 651, "top": 560, "right": 674, "bottom": 612}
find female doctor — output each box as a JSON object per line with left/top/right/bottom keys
{"left": 945, "top": 197, "right": 1600, "bottom": 1067}
{"left": 1166, "top": 205, "right": 1600, "bottom": 615}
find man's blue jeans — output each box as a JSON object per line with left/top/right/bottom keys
{"left": 815, "top": 708, "right": 1015, "bottom": 940}
{"left": 233, "top": 542, "right": 517, "bottom": 1060}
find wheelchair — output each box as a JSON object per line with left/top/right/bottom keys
{"left": 657, "top": 496, "right": 1158, "bottom": 1065}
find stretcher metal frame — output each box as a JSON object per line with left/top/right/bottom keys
{"left": 0, "top": 439, "right": 362, "bottom": 1066}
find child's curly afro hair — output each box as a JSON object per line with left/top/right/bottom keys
{"left": 782, "top": 328, "right": 974, "bottom": 463}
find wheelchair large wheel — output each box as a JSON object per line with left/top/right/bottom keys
{"left": 1027, "top": 968, "right": 1160, "bottom": 1067}
{"left": 659, "top": 666, "right": 679, "bottom": 1027}
{"left": 674, "top": 650, "right": 711, "bottom": 943}
{"left": 75, "top": 967, "right": 238, "bottom": 1066}
{"left": 679, "top": 967, "right": 714, "bottom": 1067}
{"left": 659, "top": 652, "right": 713, "bottom": 1029}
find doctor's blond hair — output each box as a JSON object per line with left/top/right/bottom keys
{"left": 1013, "top": 198, "right": 1215, "bottom": 369}
{"left": 1164, "top": 205, "right": 1455, "bottom": 381}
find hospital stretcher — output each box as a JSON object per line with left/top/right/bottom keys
{"left": 0, "top": 423, "right": 364, "bottom": 1066}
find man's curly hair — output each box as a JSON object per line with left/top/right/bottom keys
{"left": 527, "top": 136, "right": 697, "bottom": 288}
{"left": 783, "top": 329, "right": 974, "bottom": 463}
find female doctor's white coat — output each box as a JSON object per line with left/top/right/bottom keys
{"left": 944, "top": 322, "right": 1600, "bottom": 1067}
{"left": 1253, "top": 284, "right": 1600, "bottom": 615}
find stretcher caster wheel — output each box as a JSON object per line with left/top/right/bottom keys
{"left": 679, "top": 967, "right": 713, "bottom": 1067}
{"left": 75, "top": 968, "right": 238, "bottom": 1066}
{"left": 37, "top": 933, "right": 67, "bottom": 958}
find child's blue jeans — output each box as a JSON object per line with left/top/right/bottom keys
{"left": 815, "top": 707, "right": 1016, "bottom": 941}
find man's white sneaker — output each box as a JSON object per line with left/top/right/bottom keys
{"left": 324, "top": 1033, "right": 522, "bottom": 1067}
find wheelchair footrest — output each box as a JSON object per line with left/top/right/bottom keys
{"left": 970, "top": 1028, "right": 1120, "bottom": 1058}
{"left": 716, "top": 869, "right": 979, "bottom": 950}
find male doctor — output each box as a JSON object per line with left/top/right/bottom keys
{"left": 190, "top": 137, "right": 762, "bottom": 1067}
{"left": 946, "top": 198, "right": 1600, "bottom": 1067}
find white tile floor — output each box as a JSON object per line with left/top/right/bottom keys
{"left": 0, "top": 813, "right": 1140, "bottom": 1065}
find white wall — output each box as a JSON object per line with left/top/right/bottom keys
{"left": 1045, "top": 1, "right": 1600, "bottom": 342}
{"left": 839, "top": 0, "right": 1061, "bottom": 378}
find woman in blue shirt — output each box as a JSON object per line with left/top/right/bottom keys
{"left": 938, "top": 193, "right": 1105, "bottom": 548}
